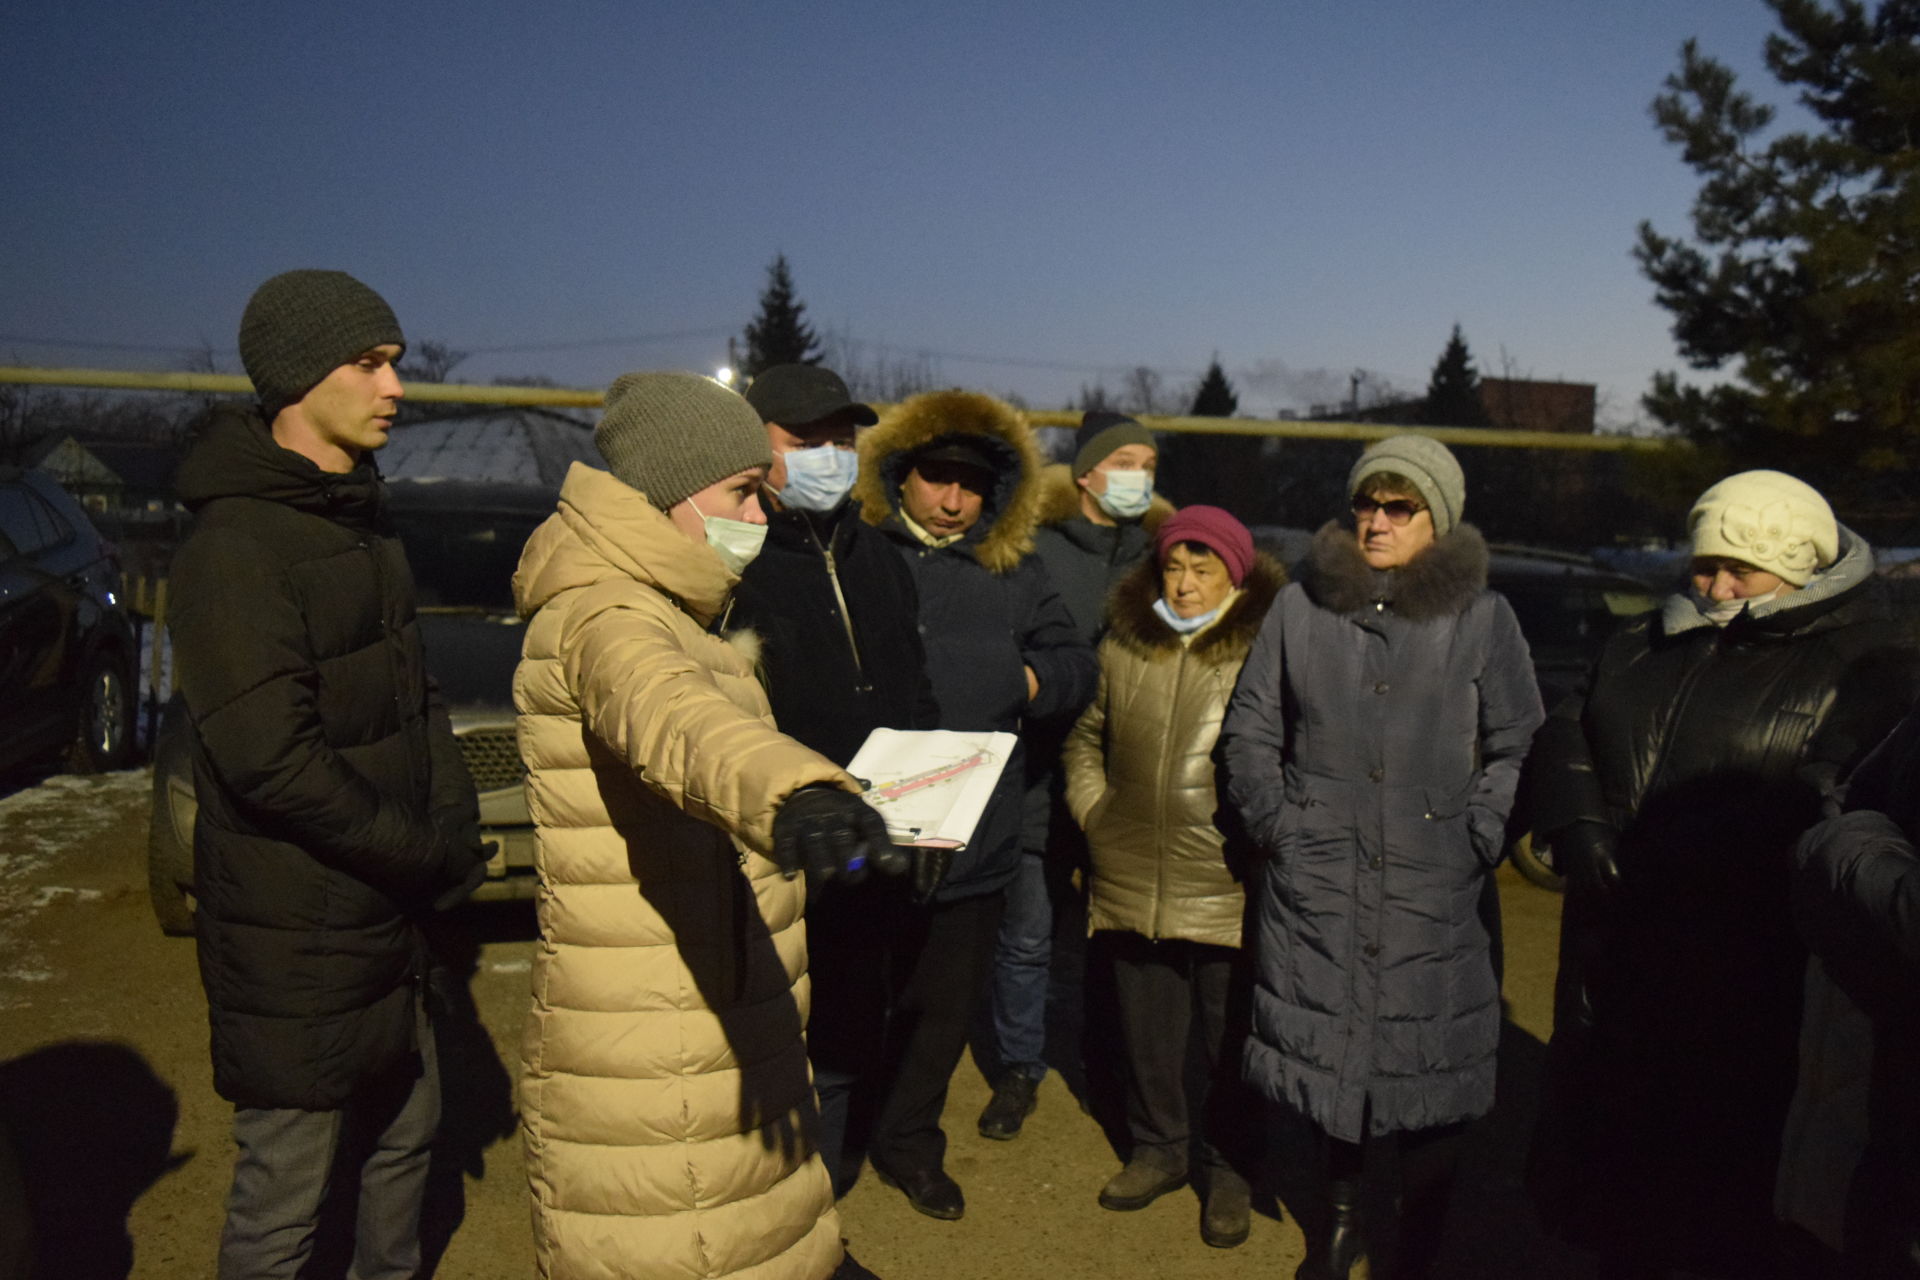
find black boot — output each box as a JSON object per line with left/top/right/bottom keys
{"left": 1295, "top": 1177, "right": 1365, "bottom": 1280}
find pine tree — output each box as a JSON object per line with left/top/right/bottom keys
{"left": 1422, "top": 325, "right": 1489, "bottom": 426}
{"left": 741, "top": 254, "right": 822, "bottom": 377}
{"left": 1636, "top": 0, "right": 1920, "bottom": 501}
{"left": 1158, "top": 359, "right": 1273, "bottom": 518}
{"left": 1191, "top": 359, "right": 1240, "bottom": 417}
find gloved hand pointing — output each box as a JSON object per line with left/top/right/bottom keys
{"left": 772, "top": 787, "right": 897, "bottom": 886}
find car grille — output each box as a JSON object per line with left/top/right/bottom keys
{"left": 457, "top": 725, "right": 527, "bottom": 793}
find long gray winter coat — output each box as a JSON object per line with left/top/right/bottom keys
{"left": 1221, "top": 522, "right": 1543, "bottom": 1142}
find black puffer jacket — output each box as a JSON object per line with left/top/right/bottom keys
{"left": 853, "top": 391, "right": 1098, "bottom": 901}
{"left": 170, "top": 406, "right": 480, "bottom": 1111}
{"left": 1529, "top": 529, "right": 1920, "bottom": 1262}
{"left": 729, "top": 499, "right": 937, "bottom": 767}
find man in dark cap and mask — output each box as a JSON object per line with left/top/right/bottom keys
{"left": 727, "top": 364, "right": 940, "bottom": 1197}
{"left": 168, "top": 269, "right": 490, "bottom": 1278}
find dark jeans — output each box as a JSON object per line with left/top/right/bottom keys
{"left": 987, "top": 849, "right": 1054, "bottom": 1081}
{"left": 869, "top": 889, "right": 1006, "bottom": 1176}
{"left": 218, "top": 996, "right": 439, "bottom": 1280}
{"left": 1109, "top": 931, "right": 1252, "bottom": 1177}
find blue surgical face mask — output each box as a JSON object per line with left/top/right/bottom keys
{"left": 689, "top": 496, "right": 767, "bottom": 575}
{"left": 776, "top": 444, "right": 858, "bottom": 513}
{"left": 1095, "top": 469, "right": 1154, "bottom": 521}
{"left": 1153, "top": 596, "right": 1223, "bottom": 634}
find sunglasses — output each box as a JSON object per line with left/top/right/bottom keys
{"left": 1350, "top": 495, "right": 1426, "bottom": 526}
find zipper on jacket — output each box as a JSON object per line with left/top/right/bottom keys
{"left": 805, "top": 519, "right": 865, "bottom": 676}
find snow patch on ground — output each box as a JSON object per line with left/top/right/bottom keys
{"left": 0, "top": 769, "right": 152, "bottom": 999}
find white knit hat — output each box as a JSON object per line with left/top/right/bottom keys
{"left": 1687, "top": 469, "right": 1838, "bottom": 586}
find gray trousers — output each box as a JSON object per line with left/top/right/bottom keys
{"left": 217, "top": 997, "right": 440, "bottom": 1280}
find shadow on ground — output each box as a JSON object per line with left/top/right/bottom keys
{"left": 0, "top": 1040, "right": 188, "bottom": 1279}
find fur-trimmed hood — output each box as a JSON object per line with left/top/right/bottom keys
{"left": 1033, "top": 461, "right": 1174, "bottom": 534}
{"left": 1106, "top": 551, "right": 1287, "bottom": 663}
{"left": 854, "top": 389, "right": 1043, "bottom": 575}
{"left": 1299, "top": 519, "right": 1488, "bottom": 621}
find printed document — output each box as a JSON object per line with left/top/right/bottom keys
{"left": 846, "top": 728, "right": 1018, "bottom": 850}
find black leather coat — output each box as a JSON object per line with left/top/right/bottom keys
{"left": 1529, "top": 531, "right": 1920, "bottom": 1263}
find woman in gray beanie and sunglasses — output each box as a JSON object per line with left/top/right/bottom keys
{"left": 1221, "top": 435, "right": 1544, "bottom": 1279}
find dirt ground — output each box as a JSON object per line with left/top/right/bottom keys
{"left": 0, "top": 767, "right": 1593, "bottom": 1279}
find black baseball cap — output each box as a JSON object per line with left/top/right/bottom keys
{"left": 744, "top": 364, "right": 878, "bottom": 428}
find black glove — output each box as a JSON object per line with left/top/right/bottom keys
{"left": 420, "top": 809, "right": 489, "bottom": 912}
{"left": 432, "top": 842, "right": 493, "bottom": 912}
{"left": 772, "top": 787, "right": 893, "bottom": 887}
{"left": 908, "top": 844, "right": 953, "bottom": 905}
{"left": 1557, "top": 820, "right": 1621, "bottom": 904}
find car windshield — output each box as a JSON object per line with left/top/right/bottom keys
{"left": 387, "top": 483, "right": 550, "bottom": 613}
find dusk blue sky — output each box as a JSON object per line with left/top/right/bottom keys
{"left": 4, "top": 2, "right": 1796, "bottom": 425}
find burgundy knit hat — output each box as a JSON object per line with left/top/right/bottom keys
{"left": 1156, "top": 505, "right": 1254, "bottom": 586}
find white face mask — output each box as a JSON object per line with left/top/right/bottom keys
{"left": 689, "top": 496, "right": 767, "bottom": 575}
{"left": 1153, "top": 596, "right": 1224, "bottom": 634}
{"left": 775, "top": 444, "right": 858, "bottom": 513}
{"left": 1094, "top": 469, "right": 1154, "bottom": 521}
{"left": 1690, "top": 584, "right": 1782, "bottom": 626}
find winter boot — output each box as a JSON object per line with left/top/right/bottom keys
{"left": 977, "top": 1070, "right": 1041, "bottom": 1140}
{"left": 1296, "top": 1177, "right": 1365, "bottom": 1280}
{"left": 1098, "top": 1148, "right": 1189, "bottom": 1211}
{"left": 1199, "top": 1166, "right": 1252, "bottom": 1248}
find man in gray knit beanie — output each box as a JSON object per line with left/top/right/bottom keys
{"left": 239, "top": 269, "right": 406, "bottom": 424}
{"left": 594, "top": 371, "right": 771, "bottom": 510}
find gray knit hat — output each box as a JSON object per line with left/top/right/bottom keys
{"left": 239, "top": 270, "right": 405, "bottom": 421}
{"left": 1072, "top": 411, "right": 1156, "bottom": 478}
{"left": 1347, "top": 434, "right": 1466, "bottom": 537}
{"left": 594, "top": 372, "right": 772, "bottom": 511}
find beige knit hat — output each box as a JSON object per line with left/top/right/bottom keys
{"left": 593, "top": 372, "right": 772, "bottom": 511}
{"left": 1687, "top": 469, "right": 1838, "bottom": 586}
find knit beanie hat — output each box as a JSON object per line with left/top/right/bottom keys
{"left": 1072, "top": 411, "right": 1156, "bottom": 478}
{"left": 1687, "top": 469, "right": 1838, "bottom": 586}
{"left": 594, "top": 372, "right": 772, "bottom": 511}
{"left": 1156, "top": 504, "right": 1255, "bottom": 586}
{"left": 1347, "top": 434, "right": 1466, "bottom": 537}
{"left": 239, "top": 270, "right": 405, "bottom": 421}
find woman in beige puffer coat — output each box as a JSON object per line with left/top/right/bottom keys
{"left": 513, "top": 374, "right": 881, "bottom": 1280}
{"left": 1062, "top": 505, "right": 1283, "bottom": 1248}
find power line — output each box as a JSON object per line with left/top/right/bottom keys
{"left": 461, "top": 326, "right": 735, "bottom": 355}
{"left": 0, "top": 333, "right": 226, "bottom": 356}
{"left": 0, "top": 328, "right": 1207, "bottom": 383}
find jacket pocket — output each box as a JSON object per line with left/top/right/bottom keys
{"left": 1420, "top": 785, "right": 1489, "bottom": 868}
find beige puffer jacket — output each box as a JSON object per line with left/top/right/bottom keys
{"left": 513, "top": 463, "right": 856, "bottom": 1280}
{"left": 1063, "top": 553, "right": 1285, "bottom": 948}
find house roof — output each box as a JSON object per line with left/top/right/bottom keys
{"left": 378, "top": 408, "right": 602, "bottom": 488}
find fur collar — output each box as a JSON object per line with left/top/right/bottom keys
{"left": 1105, "top": 553, "right": 1287, "bottom": 663}
{"left": 1033, "top": 461, "right": 1173, "bottom": 532}
{"left": 1299, "top": 520, "right": 1488, "bottom": 621}
{"left": 853, "top": 390, "right": 1042, "bottom": 575}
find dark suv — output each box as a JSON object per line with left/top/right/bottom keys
{"left": 146, "top": 479, "right": 551, "bottom": 934}
{"left": 0, "top": 467, "right": 137, "bottom": 776}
